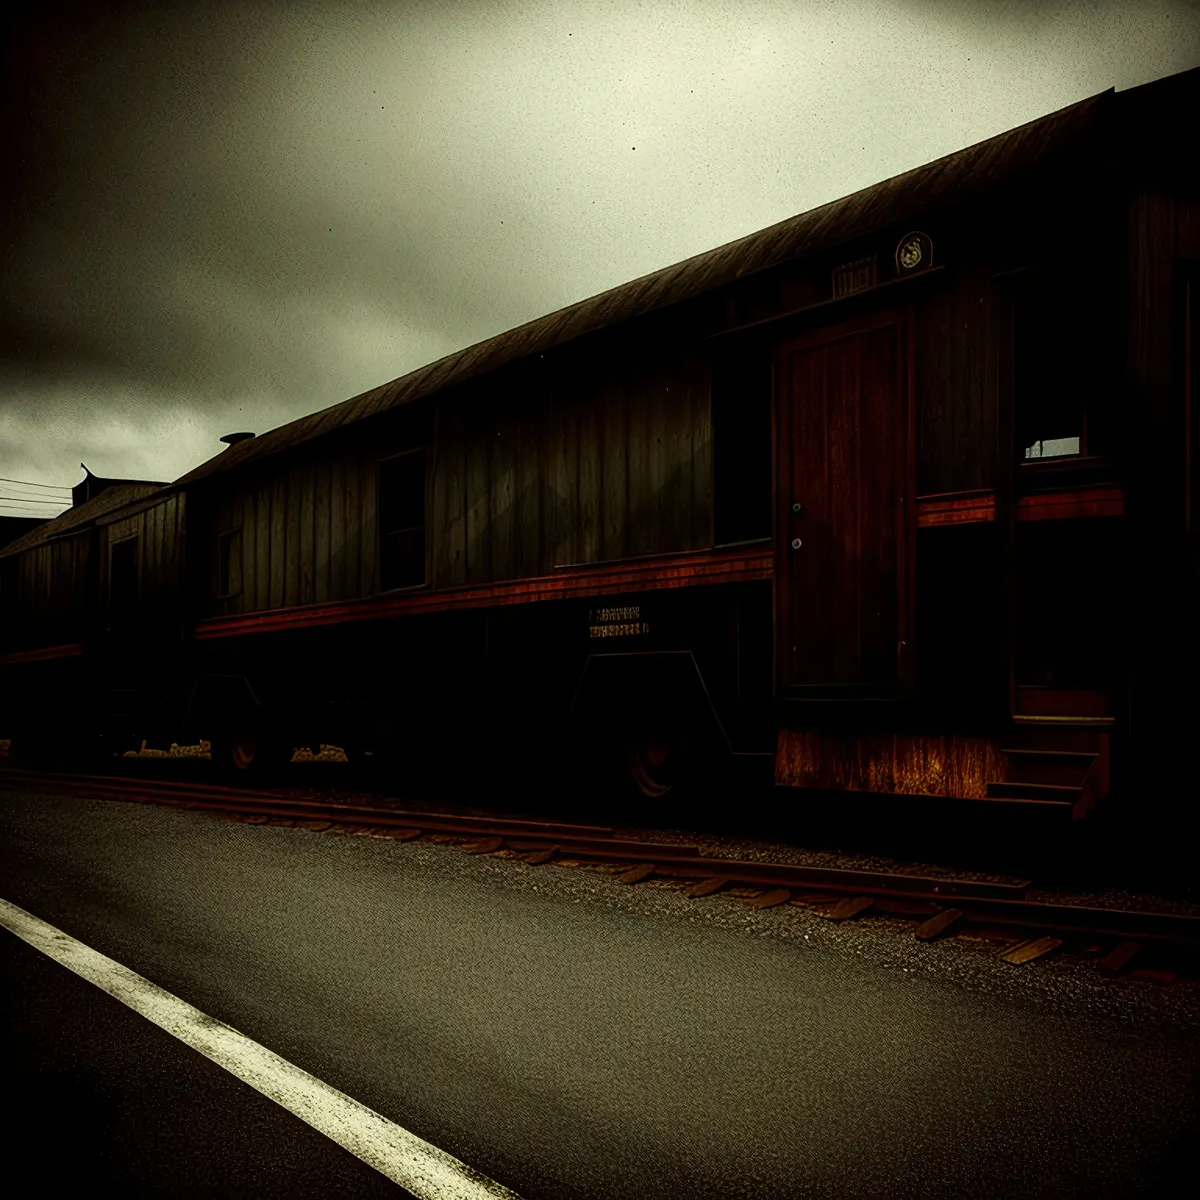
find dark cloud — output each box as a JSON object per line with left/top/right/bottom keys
{"left": 2, "top": 0, "right": 1198, "bottom": 496}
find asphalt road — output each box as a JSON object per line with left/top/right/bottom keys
{"left": 2, "top": 785, "right": 1198, "bottom": 1199}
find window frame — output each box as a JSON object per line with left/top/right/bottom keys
{"left": 377, "top": 448, "right": 428, "bottom": 593}
{"left": 217, "top": 526, "right": 243, "bottom": 600}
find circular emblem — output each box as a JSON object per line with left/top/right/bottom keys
{"left": 895, "top": 230, "right": 932, "bottom": 274}
{"left": 899, "top": 238, "right": 923, "bottom": 269}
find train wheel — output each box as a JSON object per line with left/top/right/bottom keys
{"left": 213, "top": 729, "right": 274, "bottom": 774}
{"left": 622, "top": 721, "right": 693, "bottom": 804}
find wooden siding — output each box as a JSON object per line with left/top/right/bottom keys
{"left": 202, "top": 324, "right": 713, "bottom": 617}
{"left": 0, "top": 530, "right": 92, "bottom": 651}
{"left": 914, "top": 257, "right": 998, "bottom": 496}
{"left": 431, "top": 333, "right": 711, "bottom": 591}
{"left": 101, "top": 493, "right": 186, "bottom": 619}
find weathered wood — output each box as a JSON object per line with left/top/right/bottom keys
{"left": 600, "top": 355, "right": 628, "bottom": 563}
{"left": 776, "top": 311, "right": 910, "bottom": 689}
{"left": 432, "top": 400, "right": 467, "bottom": 588}
{"left": 344, "top": 449, "right": 362, "bottom": 598}
{"left": 464, "top": 402, "right": 491, "bottom": 585}
{"left": 270, "top": 471, "right": 286, "bottom": 609}
{"left": 490, "top": 389, "right": 517, "bottom": 582}
{"left": 360, "top": 447, "right": 378, "bottom": 595}
{"left": 314, "top": 457, "right": 330, "bottom": 604}
{"left": 298, "top": 459, "right": 315, "bottom": 606}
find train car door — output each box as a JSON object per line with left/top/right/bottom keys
{"left": 773, "top": 309, "right": 914, "bottom": 695}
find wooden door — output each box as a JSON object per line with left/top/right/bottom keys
{"left": 774, "top": 310, "right": 914, "bottom": 694}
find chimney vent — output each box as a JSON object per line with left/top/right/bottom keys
{"left": 220, "top": 432, "right": 255, "bottom": 447}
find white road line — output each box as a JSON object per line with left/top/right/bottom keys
{"left": 0, "top": 897, "right": 522, "bottom": 1200}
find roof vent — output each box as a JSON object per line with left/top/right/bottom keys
{"left": 220, "top": 432, "right": 255, "bottom": 447}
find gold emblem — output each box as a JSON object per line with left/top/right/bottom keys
{"left": 899, "top": 238, "right": 923, "bottom": 269}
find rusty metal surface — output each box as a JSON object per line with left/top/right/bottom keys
{"left": 775, "top": 728, "right": 1009, "bottom": 800}
{"left": 172, "top": 91, "right": 1111, "bottom": 492}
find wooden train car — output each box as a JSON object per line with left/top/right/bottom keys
{"left": 3, "top": 69, "right": 1197, "bottom": 823}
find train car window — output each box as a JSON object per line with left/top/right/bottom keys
{"left": 109, "top": 536, "right": 139, "bottom": 629}
{"left": 713, "top": 348, "right": 772, "bottom": 545}
{"left": 218, "top": 527, "right": 243, "bottom": 599}
{"left": 1014, "top": 282, "right": 1117, "bottom": 463}
{"left": 379, "top": 450, "right": 426, "bottom": 590}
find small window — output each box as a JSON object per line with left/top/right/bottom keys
{"left": 109, "top": 536, "right": 139, "bottom": 631}
{"left": 379, "top": 451, "right": 426, "bottom": 590}
{"left": 1013, "top": 283, "right": 1116, "bottom": 463}
{"left": 218, "top": 528, "right": 243, "bottom": 599}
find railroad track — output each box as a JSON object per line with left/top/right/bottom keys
{"left": 4, "top": 767, "right": 1198, "bottom": 977}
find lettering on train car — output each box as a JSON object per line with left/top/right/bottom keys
{"left": 588, "top": 604, "right": 650, "bottom": 639}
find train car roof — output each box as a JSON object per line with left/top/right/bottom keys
{"left": 173, "top": 67, "right": 1197, "bottom": 491}
{"left": 0, "top": 484, "right": 164, "bottom": 557}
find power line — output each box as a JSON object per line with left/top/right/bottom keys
{"left": 0, "top": 494, "right": 70, "bottom": 507}
{"left": 0, "top": 475, "right": 72, "bottom": 492}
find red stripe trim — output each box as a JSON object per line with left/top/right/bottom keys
{"left": 915, "top": 485, "right": 1125, "bottom": 525}
{"left": 196, "top": 546, "right": 774, "bottom": 639}
{"left": 0, "top": 642, "right": 84, "bottom": 665}
{"left": 917, "top": 490, "right": 995, "bottom": 526}
{"left": 1016, "top": 485, "right": 1124, "bottom": 521}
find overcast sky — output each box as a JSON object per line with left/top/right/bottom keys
{"left": 2, "top": 0, "right": 1198, "bottom": 517}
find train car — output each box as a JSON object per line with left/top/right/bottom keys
{"left": 4, "top": 69, "right": 1198, "bottom": 830}
{"left": 0, "top": 479, "right": 169, "bottom": 759}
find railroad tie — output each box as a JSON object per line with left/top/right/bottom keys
{"left": 821, "top": 896, "right": 873, "bottom": 922}
{"left": 1096, "top": 940, "right": 1141, "bottom": 975}
{"left": 462, "top": 836, "right": 503, "bottom": 855}
{"left": 615, "top": 863, "right": 656, "bottom": 885}
{"left": 915, "top": 908, "right": 963, "bottom": 941}
{"left": 746, "top": 888, "right": 792, "bottom": 910}
{"left": 686, "top": 876, "right": 730, "bottom": 898}
{"left": 998, "top": 936, "right": 1062, "bottom": 965}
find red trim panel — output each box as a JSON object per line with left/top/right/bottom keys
{"left": 917, "top": 490, "right": 996, "bottom": 526}
{"left": 196, "top": 545, "right": 774, "bottom": 640}
{"left": 0, "top": 642, "right": 85, "bottom": 665}
{"left": 1016, "top": 485, "right": 1124, "bottom": 522}
{"left": 915, "top": 485, "right": 1125, "bottom": 526}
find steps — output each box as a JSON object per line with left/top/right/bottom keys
{"left": 984, "top": 722, "right": 1111, "bottom": 819}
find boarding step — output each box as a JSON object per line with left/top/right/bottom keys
{"left": 1002, "top": 723, "right": 1111, "bottom": 755}
{"left": 984, "top": 780, "right": 1080, "bottom": 805}
{"left": 999, "top": 747, "right": 1097, "bottom": 786}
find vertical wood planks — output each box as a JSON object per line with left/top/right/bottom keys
{"left": 344, "top": 448, "right": 362, "bottom": 600}
{"left": 544, "top": 382, "right": 577, "bottom": 569}
{"left": 314, "top": 458, "right": 330, "bottom": 604}
{"left": 576, "top": 369, "right": 601, "bottom": 566}
{"left": 360, "top": 448, "right": 378, "bottom": 595}
{"left": 464, "top": 400, "right": 491, "bottom": 585}
{"left": 298, "top": 459, "right": 315, "bottom": 606}
{"left": 513, "top": 385, "right": 544, "bottom": 580}
{"left": 601, "top": 354, "right": 628, "bottom": 563}
{"left": 432, "top": 400, "right": 467, "bottom": 589}
{"left": 490, "top": 388, "right": 517, "bottom": 582}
